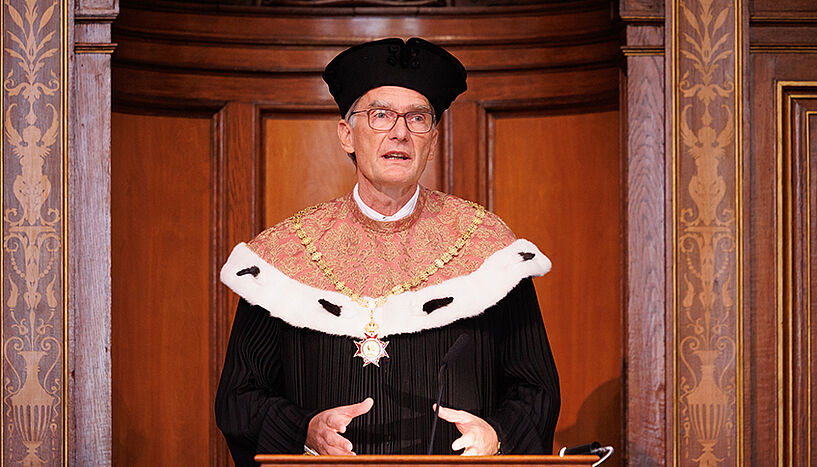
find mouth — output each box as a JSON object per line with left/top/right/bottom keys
{"left": 381, "top": 151, "right": 411, "bottom": 161}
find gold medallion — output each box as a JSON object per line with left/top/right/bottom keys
{"left": 354, "top": 333, "right": 389, "bottom": 367}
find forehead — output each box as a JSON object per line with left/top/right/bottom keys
{"left": 358, "top": 86, "right": 432, "bottom": 110}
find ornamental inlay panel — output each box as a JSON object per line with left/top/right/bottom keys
{"left": 672, "top": 0, "right": 742, "bottom": 465}
{"left": 2, "top": 0, "right": 65, "bottom": 464}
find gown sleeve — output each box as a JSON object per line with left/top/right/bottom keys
{"left": 215, "top": 299, "right": 317, "bottom": 466}
{"left": 484, "top": 278, "right": 561, "bottom": 454}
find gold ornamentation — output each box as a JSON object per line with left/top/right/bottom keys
{"left": 292, "top": 200, "right": 484, "bottom": 309}
{"left": 3, "top": 0, "right": 63, "bottom": 463}
{"left": 674, "top": 0, "right": 739, "bottom": 464}
{"left": 291, "top": 200, "right": 486, "bottom": 364}
{"left": 248, "top": 189, "right": 516, "bottom": 298}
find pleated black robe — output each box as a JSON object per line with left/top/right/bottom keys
{"left": 214, "top": 277, "right": 560, "bottom": 466}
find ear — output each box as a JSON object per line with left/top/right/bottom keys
{"left": 427, "top": 126, "right": 440, "bottom": 161}
{"left": 337, "top": 119, "right": 355, "bottom": 154}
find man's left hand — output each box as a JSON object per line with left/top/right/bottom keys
{"left": 434, "top": 405, "right": 499, "bottom": 456}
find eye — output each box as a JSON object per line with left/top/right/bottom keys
{"left": 371, "top": 109, "right": 392, "bottom": 120}
{"left": 407, "top": 113, "right": 426, "bottom": 123}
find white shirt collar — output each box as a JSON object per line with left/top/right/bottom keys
{"left": 353, "top": 184, "right": 420, "bottom": 222}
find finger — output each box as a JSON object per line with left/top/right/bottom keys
{"left": 451, "top": 432, "right": 475, "bottom": 452}
{"left": 461, "top": 446, "right": 479, "bottom": 456}
{"left": 436, "top": 406, "right": 470, "bottom": 424}
{"left": 326, "top": 413, "right": 351, "bottom": 433}
{"left": 343, "top": 397, "right": 374, "bottom": 417}
{"left": 323, "top": 431, "right": 354, "bottom": 453}
{"left": 323, "top": 443, "right": 355, "bottom": 456}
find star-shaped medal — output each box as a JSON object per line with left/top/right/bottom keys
{"left": 354, "top": 333, "right": 389, "bottom": 367}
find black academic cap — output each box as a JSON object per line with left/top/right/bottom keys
{"left": 322, "top": 38, "right": 467, "bottom": 121}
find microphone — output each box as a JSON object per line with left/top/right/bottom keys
{"left": 561, "top": 442, "right": 602, "bottom": 455}
{"left": 427, "top": 333, "right": 472, "bottom": 455}
{"left": 443, "top": 333, "right": 472, "bottom": 365}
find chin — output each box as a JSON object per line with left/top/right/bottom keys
{"left": 377, "top": 170, "right": 416, "bottom": 185}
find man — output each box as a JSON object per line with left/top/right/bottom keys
{"left": 215, "top": 38, "right": 559, "bottom": 465}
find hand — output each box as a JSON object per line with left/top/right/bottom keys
{"left": 434, "top": 404, "right": 499, "bottom": 456}
{"left": 306, "top": 397, "right": 374, "bottom": 455}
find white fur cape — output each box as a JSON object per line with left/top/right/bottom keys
{"left": 220, "top": 239, "right": 551, "bottom": 339}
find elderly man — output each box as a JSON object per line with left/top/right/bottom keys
{"left": 215, "top": 38, "right": 559, "bottom": 465}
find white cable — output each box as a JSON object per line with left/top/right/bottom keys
{"left": 592, "top": 446, "right": 614, "bottom": 466}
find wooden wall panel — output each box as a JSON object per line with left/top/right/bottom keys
{"left": 776, "top": 86, "right": 817, "bottom": 466}
{"left": 747, "top": 49, "right": 817, "bottom": 464}
{"left": 620, "top": 7, "right": 666, "bottom": 467}
{"left": 623, "top": 54, "right": 666, "bottom": 466}
{"left": 263, "top": 114, "right": 442, "bottom": 226}
{"left": 811, "top": 112, "right": 817, "bottom": 467}
{"left": 111, "top": 112, "right": 212, "bottom": 466}
{"left": 492, "top": 111, "right": 621, "bottom": 463}
{"left": 751, "top": 0, "right": 817, "bottom": 16}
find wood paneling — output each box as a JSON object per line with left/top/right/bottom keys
{"left": 492, "top": 111, "right": 621, "bottom": 462}
{"left": 111, "top": 112, "right": 212, "bottom": 466}
{"left": 777, "top": 86, "right": 817, "bottom": 466}
{"left": 620, "top": 0, "right": 663, "bottom": 19}
{"left": 623, "top": 54, "right": 665, "bottom": 466}
{"left": 751, "top": 0, "right": 817, "bottom": 16}
{"left": 262, "top": 113, "right": 442, "bottom": 225}
{"left": 213, "top": 101, "right": 259, "bottom": 466}
{"left": 263, "top": 115, "right": 357, "bottom": 224}
{"left": 747, "top": 51, "right": 817, "bottom": 465}
{"left": 811, "top": 112, "right": 817, "bottom": 467}
{"left": 69, "top": 51, "right": 115, "bottom": 466}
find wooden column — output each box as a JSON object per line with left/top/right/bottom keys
{"left": 2, "top": 0, "right": 69, "bottom": 464}
{"left": 621, "top": 1, "right": 667, "bottom": 464}
{"left": 3, "top": 0, "right": 117, "bottom": 464}
{"left": 623, "top": 0, "right": 749, "bottom": 464}
{"left": 69, "top": 0, "right": 118, "bottom": 465}
{"left": 666, "top": 0, "right": 744, "bottom": 465}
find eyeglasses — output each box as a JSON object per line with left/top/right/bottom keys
{"left": 348, "top": 108, "right": 435, "bottom": 134}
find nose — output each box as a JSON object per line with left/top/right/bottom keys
{"left": 388, "top": 115, "right": 410, "bottom": 141}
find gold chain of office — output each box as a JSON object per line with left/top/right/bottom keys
{"left": 290, "top": 201, "right": 486, "bottom": 333}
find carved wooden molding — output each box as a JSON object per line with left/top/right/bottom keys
{"left": 776, "top": 82, "right": 817, "bottom": 466}
{"left": 621, "top": 45, "right": 665, "bottom": 56}
{"left": 74, "top": 42, "right": 118, "bottom": 54}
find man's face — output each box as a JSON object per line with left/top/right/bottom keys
{"left": 337, "top": 86, "right": 438, "bottom": 191}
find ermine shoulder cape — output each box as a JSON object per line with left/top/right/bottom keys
{"left": 220, "top": 187, "right": 551, "bottom": 339}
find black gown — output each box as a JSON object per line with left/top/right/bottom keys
{"left": 214, "top": 277, "right": 560, "bottom": 466}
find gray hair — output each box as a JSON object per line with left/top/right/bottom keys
{"left": 342, "top": 95, "right": 364, "bottom": 164}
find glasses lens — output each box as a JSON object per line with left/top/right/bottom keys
{"left": 368, "top": 109, "right": 397, "bottom": 131}
{"left": 405, "top": 112, "right": 433, "bottom": 133}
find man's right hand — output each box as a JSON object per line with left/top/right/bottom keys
{"left": 306, "top": 397, "right": 374, "bottom": 455}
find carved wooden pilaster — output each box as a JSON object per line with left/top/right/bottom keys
{"left": 2, "top": 0, "right": 68, "bottom": 464}
{"left": 622, "top": 11, "right": 667, "bottom": 467}
{"left": 69, "top": 0, "right": 117, "bottom": 465}
{"left": 2, "top": 0, "right": 117, "bottom": 461}
{"left": 667, "top": 0, "right": 743, "bottom": 465}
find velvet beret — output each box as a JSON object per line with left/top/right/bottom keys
{"left": 322, "top": 38, "right": 467, "bottom": 121}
